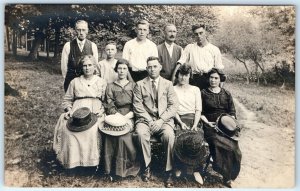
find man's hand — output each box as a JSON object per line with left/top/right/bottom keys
{"left": 150, "top": 119, "right": 164, "bottom": 133}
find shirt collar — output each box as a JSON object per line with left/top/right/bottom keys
{"left": 165, "top": 41, "right": 174, "bottom": 48}
{"left": 150, "top": 76, "right": 160, "bottom": 84}
{"left": 77, "top": 38, "right": 86, "bottom": 45}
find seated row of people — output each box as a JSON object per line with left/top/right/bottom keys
{"left": 53, "top": 55, "right": 241, "bottom": 188}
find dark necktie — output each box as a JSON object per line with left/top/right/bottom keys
{"left": 152, "top": 80, "right": 158, "bottom": 105}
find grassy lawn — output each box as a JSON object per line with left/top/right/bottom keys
{"left": 4, "top": 52, "right": 295, "bottom": 187}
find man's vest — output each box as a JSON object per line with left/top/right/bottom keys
{"left": 67, "top": 39, "right": 93, "bottom": 76}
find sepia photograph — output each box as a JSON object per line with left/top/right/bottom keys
{"left": 4, "top": 4, "right": 295, "bottom": 188}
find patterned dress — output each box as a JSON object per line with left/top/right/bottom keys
{"left": 103, "top": 81, "right": 140, "bottom": 177}
{"left": 53, "top": 75, "right": 107, "bottom": 169}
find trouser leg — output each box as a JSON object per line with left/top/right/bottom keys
{"left": 134, "top": 123, "right": 151, "bottom": 168}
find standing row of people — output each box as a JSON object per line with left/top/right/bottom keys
{"left": 60, "top": 19, "right": 224, "bottom": 92}
{"left": 54, "top": 19, "right": 241, "bottom": 188}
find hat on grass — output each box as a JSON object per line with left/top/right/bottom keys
{"left": 67, "top": 107, "right": 97, "bottom": 132}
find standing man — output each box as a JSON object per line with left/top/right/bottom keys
{"left": 157, "top": 24, "right": 183, "bottom": 81}
{"left": 61, "top": 20, "right": 98, "bottom": 92}
{"left": 122, "top": 20, "right": 158, "bottom": 82}
{"left": 175, "top": 24, "right": 224, "bottom": 89}
{"left": 133, "top": 56, "right": 178, "bottom": 187}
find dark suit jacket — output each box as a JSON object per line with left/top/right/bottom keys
{"left": 157, "top": 43, "right": 183, "bottom": 80}
{"left": 133, "top": 76, "right": 178, "bottom": 127}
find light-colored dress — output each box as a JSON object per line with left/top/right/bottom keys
{"left": 53, "top": 75, "right": 107, "bottom": 169}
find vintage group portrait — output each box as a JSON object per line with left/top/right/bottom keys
{"left": 4, "top": 4, "right": 295, "bottom": 189}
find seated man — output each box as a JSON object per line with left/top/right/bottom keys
{"left": 133, "top": 56, "right": 178, "bottom": 187}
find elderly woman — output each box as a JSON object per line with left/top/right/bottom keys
{"left": 53, "top": 55, "right": 107, "bottom": 170}
{"left": 173, "top": 64, "right": 207, "bottom": 185}
{"left": 201, "top": 68, "right": 241, "bottom": 187}
{"left": 103, "top": 58, "right": 140, "bottom": 181}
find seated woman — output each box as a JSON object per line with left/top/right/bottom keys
{"left": 102, "top": 58, "right": 140, "bottom": 181}
{"left": 53, "top": 55, "right": 107, "bottom": 170}
{"left": 201, "top": 68, "right": 241, "bottom": 187}
{"left": 173, "top": 64, "right": 207, "bottom": 185}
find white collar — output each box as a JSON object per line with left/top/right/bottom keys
{"left": 165, "top": 41, "right": 174, "bottom": 48}
{"left": 77, "top": 38, "right": 86, "bottom": 45}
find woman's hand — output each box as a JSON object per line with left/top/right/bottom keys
{"left": 64, "top": 110, "right": 72, "bottom": 120}
{"left": 180, "top": 122, "right": 189, "bottom": 130}
{"left": 190, "top": 125, "right": 198, "bottom": 131}
{"left": 206, "top": 122, "right": 216, "bottom": 128}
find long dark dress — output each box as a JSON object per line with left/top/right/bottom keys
{"left": 103, "top": 81, "right": 140, "bottom": 177}
{"left": 201, "top": 88, "right": 241, "bottom": 181}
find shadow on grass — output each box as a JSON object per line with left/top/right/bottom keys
{"left": 5, "top": 53, "right": 61, "bottom": 75}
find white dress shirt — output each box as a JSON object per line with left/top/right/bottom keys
{"left": 177, "top": 42, "right": 223, "bottom": 73}
{"left": 164, "top": 42, "right": 174, "bottom": 57}
{"left": 122, "top": 38, "right": 158, "bottom": 71}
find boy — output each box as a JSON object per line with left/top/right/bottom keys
{"left": 96, "top": 41, "right": 118, "bottom": 84}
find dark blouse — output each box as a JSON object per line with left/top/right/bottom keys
{"left": 105, "top": 81, "right": 135, "bottom": 115}
{"left": 201, "top": 88, "right": 236, "bottom": 122}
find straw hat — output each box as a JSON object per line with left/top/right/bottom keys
{"left": 67, "top": 107, "right": 97, "bottom": 132}
{"left": 215, "top": 114, "right": 240, "bottom": 141}
{"left": 99, "top": 113, "right": 131, "bottom": 136}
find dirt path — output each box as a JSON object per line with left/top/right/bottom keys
{"left": 233, "top": 98, "right": 295, "bottom": 188}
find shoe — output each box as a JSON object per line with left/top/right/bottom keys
{"left": 142, "top": 166, "right": 150, "bottom": 182}
{"left": 223, "top": 179, "right": 232, "bottom": 188}
{"left": 175, "top": 169, "right": 182, "bottom": 178}
{"left": 164, "top": 172, "right": 173, "bottom": 188}
{"left": 193, "top": 171, "right": 204, "bottom": 185}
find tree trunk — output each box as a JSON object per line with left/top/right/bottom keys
{"left": 253, "top": 59, "right": 267, "bottom": 85}
{"left": 6, "top": 25, "right": 11, "bottom": 51}
{"left": 236, "top": 57, "right": 250, "bottom": 84}
{"left": 12, "top": 28, "right": 17, "bottom": 56}
{"left": 28, "top": 31, "right": 45, "bottom": 60}
{"left": 54, "top": 27, "right": 60, "bottom": 58}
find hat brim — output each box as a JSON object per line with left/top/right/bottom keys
{"left": 67, "top": 113, "right": 98, "bottom": 132}
{"left": 215, "top": 126, "right": 239, "bottom": 141}
{"left": 174, "top": 131, "right": 207, "bottom": 166}
{"left": 99, "top": 123, "right": 131, "bottom": 136}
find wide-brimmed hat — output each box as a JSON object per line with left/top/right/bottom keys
{"left": 216, "top": 114, "right": 240, "bottom": 141}
{"left": 99, "top": 113, "right": 131, "bottom": 136}
{"left": 67, "top": 107, "right": 98, "bottom": 132}
{"left": 174, "top": 130, "right": 207, "bottom": 166}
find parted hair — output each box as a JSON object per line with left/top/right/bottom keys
{"left": 78, "top": 55, "right": 97, "bottom": 68}
{"left": 136, "top": 19, "right": 150, "bottom": 27}
{"left": 206, "top": 67, "right": 227, "bottom": 82}
{"left": 175, "top": 64, "right": 193, "bottom": 79}
{"left": 114, "top": 58, "right": 130, "bottom": 72}
{"left": 75, "top": 20, "right": 88, "bottom": 28}
{"left": 146, "top": 56, "right": 161, "bottom": 64}
{"left": 192, "top": 23, "right": 206, "bottom": 32}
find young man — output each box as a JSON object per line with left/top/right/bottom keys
{"left": 61, "top": 20, "right": 98, "bottom": 92}
{"left": 122, "top": 20, "right": 158, "bottom": 82}
{"left": 157, "top": 24, "right": 183, "bottom": 81}
{"left": 133, "top": 56, "right": 178, "bottom": 187}
{"left": 96, "top": 41, "right": 118, "bottom": 84}
{"left": 175, "top": 24, "right": 224, "bottom": 89}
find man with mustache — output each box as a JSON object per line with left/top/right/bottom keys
{"left": 175, "top": 24, "right": 224, "bottom": 89}
{"left": 157, "top": 24, "right": 183, "bottom": 81}
{"left": 61, "top": 20, "right": 98, "bottom": 92}
{"left": 122, "top": 20, "right": 158, "bottom": 82}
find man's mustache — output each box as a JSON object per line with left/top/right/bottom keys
{"left": 169, "top": 35, "right": 175, "bottom": 38}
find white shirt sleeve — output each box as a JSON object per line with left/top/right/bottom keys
{"left": 177, "top": 44, "right": 190, "bottom": 65}
{"left": 122, "top": 42, "right": 130, "bottom": 62}
{"left": 92, "top": 42, "right": 99, "bottom": 63}
{"left": 214, "top": 47, "right": 224, "bottom": 69}
{"left": 194, "top": 87, "right": 202, "bottom": 112}
{"left": 61, "top": 42, "right": 70, "bottom": 79}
